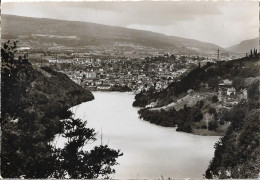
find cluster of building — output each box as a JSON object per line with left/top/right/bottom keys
{"left": 52, "top": 53, "right": 209, "bottom": 92}
{"left": 16, "top": 47, "right": 234, "bottom": 93}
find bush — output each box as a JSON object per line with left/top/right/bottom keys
{"left": 208, "top": 121, "right": 218, "bottom": 131}
{"left": 212, "top": 95, "right": 219, "bottom": 103}
{"left": 208, "top": 107, "right": 217, "bottom": 115}
{"left": 201, "top": 125, "right": 207, "bottom": 129}
{"left": 176, "top": 123, "right": 192, "bottom": 133}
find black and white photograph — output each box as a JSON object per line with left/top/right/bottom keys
{"left": 1, "top": 0, "right": 259, "bottom": 179}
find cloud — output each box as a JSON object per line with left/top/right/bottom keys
{"left": 3, "top": 1, "right": 223, "bottom": 26}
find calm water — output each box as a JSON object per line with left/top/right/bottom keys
{"left": 56, "top": 92, "right": 220, "bottom": 179}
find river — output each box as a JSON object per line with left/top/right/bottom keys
{"left": 56, "top": 92, "right": 220, "bottom": 179}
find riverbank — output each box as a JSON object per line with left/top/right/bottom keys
{"left": 192, "top": 127, "right": 227, "bottom": 136}
{"left": 138, "top": 98, "right": 228, "bottom": 136}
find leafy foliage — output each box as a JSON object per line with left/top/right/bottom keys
{"left": 206, "top": 79, "right": 260, "bottom": 179}
{"left": 52, "top": 116, "right": 123, "bottom": 179}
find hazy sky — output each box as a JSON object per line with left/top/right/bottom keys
{"left": 2, "top": 0, "right": 259, "bottom": 47}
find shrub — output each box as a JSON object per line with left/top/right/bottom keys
{"left": 201, "top": 125, "right": 207, "bottom": 129}
{"left": 208, "top": 121, "right": 218, "bottom": 131}
{"left": 212, "top": 95, "right": 219, "bottom": 103}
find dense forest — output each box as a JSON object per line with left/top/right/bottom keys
{"left": 1, "top": 41, "right": 122, "bottom": 178}
{"left": 206, "top": 79, "right": 260, "bottom": 178}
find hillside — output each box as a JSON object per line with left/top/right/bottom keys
{"left": 226, "top": 38, "right": 259, "bottom": 54}
{"left": 133, "top": 57, "right": 259, "bottom": 108}
{"left": 133, "top": 55, "right": 260, "bottom": 178}
{"left": 2, "top": 14, "right": 226, "bottom": 55}
{"left": 1, "top": 60, "right": 94, "bottom": 120}
{"left": 206, "top": 78, "right": 260, "bottom": 178}
{"left": 1, "top": 41, "right": 94, "bottom": 177}
{"left": 206, "top": 105, "right": 260, "bottom": 178}
{"left": 134, "top": 56, "right": 259, "bottom": 133}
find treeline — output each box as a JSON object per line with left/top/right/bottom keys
{"left": 247, "top": 48, "right": 259, "bottom": 58}
{"left": 133, "top": 57, "right": 259, "bottom": 108}
{"left": 206, "top": 79, "right": 260, "bottom": 178}
{"left": 138, "top": 102, "right": 203, "bottom": 133}
{"left": 110, "top": 84, "right": 132, "bottom": 92}
{"left": 1, "top": 41, "right": 122, "bottom": 178}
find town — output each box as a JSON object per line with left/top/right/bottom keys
{"left": 16, "top": 47, "right": 235, "bottom": 94}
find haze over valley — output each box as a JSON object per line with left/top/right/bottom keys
{"left": 2, "top": 14, "right": 257, "bottom": 58}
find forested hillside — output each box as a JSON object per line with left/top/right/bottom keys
{"left": 206, "top": 79, "right": 260, "bottom": 178}
{"left": 133, "top": 54, "right": 260, "bottom": 177}
{"left": 135, "top": 56, "right": 259, "bottom": 134}
{"left": 1, "top": 41, "right": 122, "bottom": 178}
{"left": 133, "top": 57, "right": 259, "bottom": 108}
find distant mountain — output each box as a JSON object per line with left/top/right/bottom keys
{"left": 2, "top": 14, "right": 226, "bottom": 55}
{"left": 226, "top": 38, "right": 259, "bottom": 54}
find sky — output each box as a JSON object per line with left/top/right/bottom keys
{"left": 2, "top": 0, "right": 259, "bottom": 48}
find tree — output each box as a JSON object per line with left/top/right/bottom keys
{"left": 208, "top": 77, "right": 219, "bottom": 91}
{"left": 52, "top": 116, "right": 123, "bottom": 179}
{"left": 206, "top": 107, "right": 260, "bottom": 179}
{"left": 170, "top": 54, "right": 176, "bottom": 61}
{"left": 253, "top": 49, "right": 258, "bottom": 57}
{"left": 208, "top": 121, "right": 218, "bottom": 131}
{"left": 232, "top": 77, "right": 244, "bottom": 91}
{"left": 250, "top": 49, "right": 253, "bottom": 57}
{"left": 212, "top": 95, "right": 219, "bottom": 103}
{"left": 208, "top": 107, "right": 218, "bottom": 120}
{"left": 191, "top": 107, "right": 203, "bottom": 122}
{"left": 248, "top": 80, "right": 259, "bottom": 109}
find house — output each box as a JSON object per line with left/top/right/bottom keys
{"left": 219, "top": 79, "right": 232, "bottom": 87}
{"left": 239, "top": 89, "right": 248, "bottom": 100}
{"left": 97, "top": 85, "right": 111, "bottom": 90}
{"left": 219, "top": 79, "right": 233, "bottom": 97}
{"left": 227, "top": 87, "right": 236, "bottom": 96}
{"left": 85, "top": 72, "right": 96, "bottom": 79}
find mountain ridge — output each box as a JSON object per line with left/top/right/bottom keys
{"left": 2, "top": 14, "right": 228, "bottom": 55}
{"left": 226, "top": 37, "right": 259, "bottom": 54}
